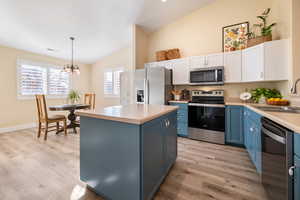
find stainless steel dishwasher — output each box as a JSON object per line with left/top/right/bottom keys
{"left": 261, "top": 117, "right": 293, "bottom": 200}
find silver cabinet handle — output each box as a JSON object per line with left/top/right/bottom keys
{"left": 168, "top": 119, "right": 170, "bottom": 127}
{"left": 164, "top": 120, "right": 168, "bottom": 127}
{"left": 289, "top": 166, "right": 295, "bottom": 176}
{"left": 250, "top": 127, "right": 254, "bottom": 132}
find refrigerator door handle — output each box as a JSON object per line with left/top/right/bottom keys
{"left": 144, "top": 79, "right": 149, "bottom": 104}
{"left": 146, "top": 79, "right": 150, "bottom": 104}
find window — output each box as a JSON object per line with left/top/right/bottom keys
{"left": 17, "top": 59, "right": 70, "bottom": 99}
{"left": 104, "top": 68, "right": 123, "bottom": 97}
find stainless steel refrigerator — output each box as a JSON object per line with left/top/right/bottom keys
{"left": 120, "top": 67, "right": 172, "bottom": 105}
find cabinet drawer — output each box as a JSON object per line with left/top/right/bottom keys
{"left": 295, "top": 133, "right": 300, "bottom": 157}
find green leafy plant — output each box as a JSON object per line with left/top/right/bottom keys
{"left": 68, "top": 90, "right": 80, "bottom": 104}
{"left": 251, "top": 88, "right": 282, "bottom": 103}
{"left": 254, "top": 8, "right": 277, "bottom": 36}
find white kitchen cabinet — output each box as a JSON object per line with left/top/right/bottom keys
{"left": 171, "top": 58, "right": 190, "bottom": 85}
{"left": 145, "top": 62, "right": 158, "bottom": 69}
{"left": 242, "top": 44, "right": 264, "bottom": 82}
{"left": 264, "top": 39, "right": 289, "bottom": 81}
{"left": 190, "top": 56, "right": 206, "bottom": 69}
{"left": 190, "top": 53, "right": 223, "bottom": 69}
{"left": 224, "top": 50, "right": 242, "bottom": 83}
{"left": 241, "top": 39, "right": 289, "bottom": 82}
{"left": 206, "top": 53, "right": 224, "bottom": 67}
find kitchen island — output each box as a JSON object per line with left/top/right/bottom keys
{"left": 76, "top": 104, "right": 178, "bottom": 200}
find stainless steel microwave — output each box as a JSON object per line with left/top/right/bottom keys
{"left": 189, "top": 66, "right": 224, "bottom": 85}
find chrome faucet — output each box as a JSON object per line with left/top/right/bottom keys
{"left": 291, "top": 78, "right": 300, "bottom": 94}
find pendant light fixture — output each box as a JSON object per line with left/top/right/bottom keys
{"left": 63, "top": 37, "right": 80, "bottom": 75}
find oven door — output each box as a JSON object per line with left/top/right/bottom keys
{"left": 188, "top": 104, "right": 225, "bottom": 132}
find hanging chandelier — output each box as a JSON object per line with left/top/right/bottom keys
{"left": 63, "top": 37, "right": 80, "bottom": 75}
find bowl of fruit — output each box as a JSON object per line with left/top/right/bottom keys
{"left": 267, "top": 98, "right": 289, "bottom": 106}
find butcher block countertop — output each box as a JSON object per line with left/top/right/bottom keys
{"left": 75, "top": 104, "right": 178, "bottom": 125}
{"left": 226, "top": 100, "right": 300, "bottom": 133}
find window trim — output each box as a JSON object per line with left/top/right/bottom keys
{"left": 16, "top": 59, "right": 71, "bottom": 100}
{"left": 103, "top": 67, "right": 123, "bottom": 98}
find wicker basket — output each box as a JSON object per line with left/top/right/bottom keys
{"left": 166, "top": 48, "right": 181, "bottom": 60}
{"left": 247, "top": 35, "right": 272, "bottom": 48}
{"left": 156, "top": 50, "right": 167, "bottom": 61}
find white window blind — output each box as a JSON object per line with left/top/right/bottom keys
{"left": 17, "top": 59, "right": 70, "bottom": 99}
{"left": 104, "top": 68, "right": 123, "bottom": 96}
{"left": 48, "top": 68, "right": 70, "bottom": 96}
{"left": 19, "top": 65, "right": 47, "bottom": 96}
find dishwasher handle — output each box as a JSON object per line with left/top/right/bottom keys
{"left": 262, "top": 127, "right": 286, "bottom": 144}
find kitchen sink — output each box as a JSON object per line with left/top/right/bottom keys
{"left": 253, "top": 106, "right": 300, "bottom": 113}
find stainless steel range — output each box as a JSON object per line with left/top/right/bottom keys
{"left": 188, "top": 90, "right": 225, "bottom": 144}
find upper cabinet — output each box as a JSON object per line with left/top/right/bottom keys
{"left": 190, "top": 53, "right": 223, "bottom": 69}
{"left": 206, "top": 53, "right": 224, "bottom": 68}
{"left": 242, "top": 39, "right": 289, "bottom": 82}
{"left": 171, "top": 58, "right": 190, "bottom": 85}
{"left": 144, "top": 39, "right": 289, "bottom": 85}
{"left": 224, "top": 50, "right": 242, "bottom": 83}
{"left": 242, "top": 44, "right": 265, "bottom": 82}
{"left": 190, "top": 56, "right": 206, "bottom": 69}
{"left": 264, "top": 40, "right": 289, "bottom": 81}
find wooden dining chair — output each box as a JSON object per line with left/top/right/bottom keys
{"left": 84, "top": 93, "right": 96, "bottom": 109}
{"left": 35, "top": 95, "right": 67, "bottom": 140}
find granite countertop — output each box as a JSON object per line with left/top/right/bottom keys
{"left": 75, "top": 104, "right": 178, "bottom": 125}
{"left": 226, "top": 100, "right": 300, "bottom": 133}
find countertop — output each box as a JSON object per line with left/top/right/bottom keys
{"left": 75, "top": 104, "right": 178, "bottom": 125}
{"left": 168, "top": 99, "right": 300, "bottom": 133}
{"left": 226, "top": 100, "right": 300, "bottom": 133}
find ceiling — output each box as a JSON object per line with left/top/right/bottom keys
{"left": 0, "top": 0, "right": 214, "bottom": 64}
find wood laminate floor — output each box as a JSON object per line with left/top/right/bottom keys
{"left": 0, "top": 129, "right": 268, "bottom": 200}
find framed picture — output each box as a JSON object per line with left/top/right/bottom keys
{"left": 222, "top": 22, "right": 249, "bottom": 52}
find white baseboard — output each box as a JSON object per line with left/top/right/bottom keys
{"left": 0, "top": 123, "right": 36, "bottom": 134}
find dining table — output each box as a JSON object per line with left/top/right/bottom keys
{"left": 49, "top": 104, "right": 90, "bottom": 133}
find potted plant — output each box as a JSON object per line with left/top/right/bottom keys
{"left": 247, "top": 8, "right": 277, "bottom": 47}
{"left": 251, "top": 88, "right": 282, "bottom": 104}
{"left": 68, "top": 90, "right": 81, "bottom": 104}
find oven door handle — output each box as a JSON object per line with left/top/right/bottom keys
{"left": 188, "top": 103, "right": 225, "bottom": 108}
{"left": 262, "top": 127, "right": 286, "bottom": 144}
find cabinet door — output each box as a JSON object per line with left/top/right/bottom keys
{"left": 156, "top": 60, "right": 172, "bottom": 70}
{"left": 242, "top": 44, "right": 264, "bottom": 82}
{"left": 142, "top": 117, "right": 164, "bottom": 200}
{"left": 190, "top": 56, "right": 206, "bottom": 69}
{"left": 169, "top": 102, "right": 188, "bottom": 137}
{"left": 295, "top": 155, "right": 300, "bottom": 200}
{"left": 264, "top": 40, "right": 289, "bottom": 81}
{"left": 206, "top": 53, "right": 224, "bottom": 67}
{"left": 225, "top": 106, "right": 244, "bottom": 145}
{"left": 145, "top": 62, "right": 159, "bottom": 69}
{"left": 164, "top": 112, "right": 178, "bottom": 171}
{"left": 224, "top": 51, "right": 242, "bottom": 83}
{"left": 172, "top": 58, "right": 190, "bottom": 85}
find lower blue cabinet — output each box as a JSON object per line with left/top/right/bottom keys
{"left": 225, "top": 106, "right": 244, "bottom": 146}
{"left": 169, "top": 102, "right": 188, "bottom": 137}
{"left": 243, "top": 107, "right": 262, "bottom": 173}
{"left": 294, "top": 155, "right": 300, "bottom": 200}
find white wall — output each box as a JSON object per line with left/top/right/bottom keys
{"left": 91, "top": 47, "right": 133, "bottom": 107}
